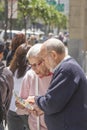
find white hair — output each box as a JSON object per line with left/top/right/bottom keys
{"left": 26, "top": 43, "right": 42, "bottom": 59}
{"left": 44, "top": 38, "right": 66, "bottom": 54}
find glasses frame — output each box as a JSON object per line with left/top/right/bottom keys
{"left": 30, "top": 60, "right": 44, "bottom": 68}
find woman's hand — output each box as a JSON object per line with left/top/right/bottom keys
{"left": 15, "top": 100, "right": 25, "bottom": 109}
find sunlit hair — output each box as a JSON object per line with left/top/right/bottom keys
{"left": 44, "top": 38, "right": 65, "bottom": 54}
{"left": 26, "top": 43, "right": 42, "bottom": 59}
{"left": 10, "top": 44, "right": 31, "bottom": 78}
{"left": 11, "top": 33, "right": 26, "bottom": 51}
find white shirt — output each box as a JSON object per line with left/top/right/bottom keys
{"left": 9, "top": 70, "right": 24, "bottom": 112}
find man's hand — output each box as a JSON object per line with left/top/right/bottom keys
{"left": 26, "top": 96, "right": 44, "bottom": 116}
{"left": 33, "top": 103, "right": 44, "bottom": 116}
{"left": 26, "top": 96, "right": 35, "bottom": 103}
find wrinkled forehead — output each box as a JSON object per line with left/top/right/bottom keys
{"left": 28, "top": 55, "right": 42, "bottom": 63}
{"left": 38, "top": 44, "right": 47, "bottom": 57}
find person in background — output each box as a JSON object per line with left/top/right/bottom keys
{"left": 0, "top": 40, "right": 13, "bottom": 130}
{"left": 27, "top": 35, "right": 38, "bottom": 46}
{"left": 16, "top": 44, "right": 52, "bottom": 130}
{"left": 3, "top": 41, "right": 10, "bottom": 60}
{"left": 58, "top": 31, "right": 64, "bottom": 42}
{"left": 6, "top": 33, "right": 26, "bottom": 66}
{"left": 27, "top": 38, "right": 87, "bottom": 130}
{"left": 7, "top": 44, "right": 31, "bottom": 130}
{"left": 48, "top": 33, "right": 54, "bottom": 39}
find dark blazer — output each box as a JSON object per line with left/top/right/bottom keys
{"left": 0, "top": 61, "right": 13, "bottom": 123}
{"left": 36, "top": 57, "right": 87, "bottom": 130}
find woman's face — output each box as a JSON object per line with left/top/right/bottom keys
{"left": 29, "top": 56, "right": 50, "bottom": 77}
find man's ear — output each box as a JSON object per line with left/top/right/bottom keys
{"left": 51, "top": 50, "right": 58, "bottom": 60}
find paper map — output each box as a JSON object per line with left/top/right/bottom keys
{"left": 14, "top": 90, "right": 34, "bottom": 110}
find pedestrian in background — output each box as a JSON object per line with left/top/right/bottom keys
{"left": 3, "top": 41, "right": 10, "bottom": 60}
{"left": 6, "top": 33, "right": 26, "bottom": 66}
{"left": 7, "top": 44, "right": 31, "bottom": 130}
{"left": 0, "top": 40, "right": 13, "bottom": 130}
{"left": 27, "top": 35, "right": 38, "bottom": 46}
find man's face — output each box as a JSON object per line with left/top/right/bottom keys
{"left": 39, "top": 47, "right": 56, "bottom": 72}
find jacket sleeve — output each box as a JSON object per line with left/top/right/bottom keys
{"left": 0, "top": 67, "right": 14, "bottom": 109}
{"left": 35, "top": 71, "right": 80, "bottom": 115}
{"left": 0, "top": 73, "right": 8, "bottom": 103}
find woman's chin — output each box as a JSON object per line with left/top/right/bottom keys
{"left": 50, "top": 68, "right": 54, "bottom": 73}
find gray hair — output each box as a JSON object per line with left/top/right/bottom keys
{"left": 44, "top": 38, "right": 65, "bottom": 54}
{"left": 26, "top": 43, "right": 42, "bottom": 59}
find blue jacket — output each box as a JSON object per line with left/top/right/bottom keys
{"left": 36, "top": 57, "right": 87, "bottom": 130}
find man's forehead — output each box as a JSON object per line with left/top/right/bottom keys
{"left": 39, "top": 47, "right": 46, "bottom": 56}
{"left": 37, "top": 44, "right": 47, "bottom": 58}
{"left": 41, "top": 44, "right": 47, "bottom": 52}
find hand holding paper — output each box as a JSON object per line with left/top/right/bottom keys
{"left": 26, "top": 96, "right": 44, "bottom": 116}
{"left": 14, "top": 91, "right": 34, "bottom": 110}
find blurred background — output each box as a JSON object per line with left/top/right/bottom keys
{"left": 0, "top": 0, "right": 87, "bottom": 76}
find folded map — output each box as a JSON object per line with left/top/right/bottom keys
{"left": 14, "top": 90, "right": 34, "bottom": 110}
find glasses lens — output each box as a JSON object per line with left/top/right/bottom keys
{"left": 30, "top": 60, "right": 43, "bottom": 68}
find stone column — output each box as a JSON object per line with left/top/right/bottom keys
{"left": 69, "top": 0, "right": 87, "bottom": 73}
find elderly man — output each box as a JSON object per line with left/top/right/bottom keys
{"left": 28, "top": 38, "right": 87, "bottom": 130}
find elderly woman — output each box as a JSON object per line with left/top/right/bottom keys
{"left": 16, "top": 44, "right": 52, "bottom": 130}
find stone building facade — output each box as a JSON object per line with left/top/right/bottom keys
{"left": 69, "top": 0, "right": 87, "bottom": 74}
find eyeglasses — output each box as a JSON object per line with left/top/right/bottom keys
{"left": 30, "top": 60, "right": 44, "bottom": 68}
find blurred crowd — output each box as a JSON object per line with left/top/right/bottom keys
{"left": 2, "top": 31, "right": 69, "bottom": 64}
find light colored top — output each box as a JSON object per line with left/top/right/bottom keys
{"left": 17, "top": 69, "right": 52, "bottom": 130}
{"left": 9, "top": 70, "right": 24, "bottom": 112}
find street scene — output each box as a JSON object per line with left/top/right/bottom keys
{"left": 0, "top": 0, "right": 87, "bottom": 130}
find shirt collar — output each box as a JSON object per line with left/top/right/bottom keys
{"left": 39, "top": 72, "right": 53, "bottom": 78}
{"left": 53, "top": 55, "right": 71, "bottom": 73}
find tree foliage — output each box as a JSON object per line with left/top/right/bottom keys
{"left": 18, "top": 0, "right": 67, "bottom": 31}
{"left": 0, "top": 1, "right": 4, "bottom": 20}
{"left": 0, "top": 0, "right": 67, "bottom": 32}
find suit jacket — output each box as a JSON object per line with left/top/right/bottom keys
{"left": 36, "top": 57, "right": 87, "bottom": 130}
